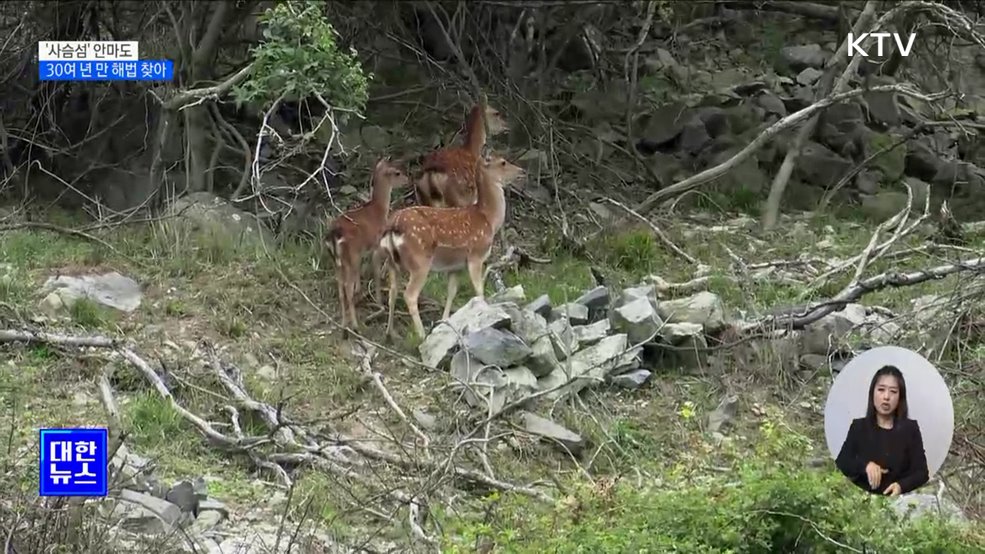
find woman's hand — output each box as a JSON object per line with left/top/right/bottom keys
{"left": 866, "top": 461, "right": 888, "bottom": 489}
{"left": 883, "top": 483, "right": 902, "bottom": 497}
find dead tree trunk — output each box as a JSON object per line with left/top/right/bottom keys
{"left": 184, "top": 1, "right": 235, "bottom": 195}
{"left": 150, "top": 1, "right": 256, "bottom": 204}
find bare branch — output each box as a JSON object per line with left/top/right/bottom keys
{"left": 424, "top": 1, "right": 482, "bottom": 98}
{"left": 0, "top": 324, "right": 551, "bottom": 515}
{"left": 162, "top": 64, "right": 253, "bottom": 110}
{"left": 799, "top": 181, "right": 932, "bottom": 300}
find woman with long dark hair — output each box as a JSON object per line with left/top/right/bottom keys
{"left": 835, "top": 365, "right": 930, "bottom": 496}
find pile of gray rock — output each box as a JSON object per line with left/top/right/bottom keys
{"left": 418, "top": 281, "right": 728, "bottom": 418}
{"left": 101, "top": 444, "right": 336, "bottom": 553}
{"left": 420, "top": 277, "right": 971, "bottom": 516}
{"left": 101, "top": 443, "right": 227, "bottom": 551}
{"left": 422, "top": 276, "right": 940, "bottom": 420}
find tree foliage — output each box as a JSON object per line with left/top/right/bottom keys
{"left": 233, "top": 0, "right": 371, "bottom": 115}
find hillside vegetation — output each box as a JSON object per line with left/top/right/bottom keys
{"left": 2, "top": 1, "right": 985, "bottom": 552}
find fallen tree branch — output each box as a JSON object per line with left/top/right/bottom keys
{"left": 483, "top": 245, "right": 552, "bottom": 283}
{"left": 353, "top": 340, "right": 433, "bottom": 458}
{"left": 799, "top": 182, "right": 931, "bottom": 300}
{"left": 631, "top": 84, "right": 950, "bottom": 217}
{"left": 0, "top": 329, "right": 117, "bottom": 348}
{"left": 851, "top": 182, "right": 917, "bottom": 284}
{"left": 115, "top": 347, "right": 265, "bottom": 452}
{"left": 341, "top": 438, "right": 551, "bottom": 501}
{"left": 0, "top": 326, "right": 550, "bottom": 509}
{"left": 223, "top": 405, "right": 293, "bottom": 487}
{"left": 390, "top": 489, "right": 437, "bottom": 547}
{"left": 740, "top": 255, "right": 985, "bottom": 335}
{"left": 718, "top": 0, "right": 846, "bottom": 21}
{"left": 648, "top": 275, "right": 713, "bottom": 297}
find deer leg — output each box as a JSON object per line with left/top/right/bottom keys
{"left": 404, "top": 265, "right": 431, "bottom": 340}
{"left": 466, "top": 257, "right": 485, "bottom": 301}
{"left": 350, "top": 259, "right": 360, "bottom": 301}
{"left": 370, "top": 247, "right": 386, "bottom": 304}
{"left": 346, "top": 258, "right": 361, "bottom": 329}
{"left": 335, "top": 247, "right": 349, "bottom": 328}
{"left": 385, "top": 261, "right": 399, "bottom": 338}
{"left": 353, "top": 275, "right": 362, "bottom": 304}
{"left": 442, "top": 272, "right": 459, "bottom": 321}
{"left": 336, "top": 269, "right": 349, "bottom": 328}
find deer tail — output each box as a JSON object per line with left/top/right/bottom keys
{"left": 379, "top": 223, "right": 404, "bottom": 267}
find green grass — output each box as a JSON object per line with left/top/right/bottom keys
{"left": 439, "top": 411, "right": 985, "bottom": 553}
{"left": 124, "top": 392, "right": 188, "bottom": 449}
{"left": 504, "top": 255, "right": 597, "bottom": 305}
{"left": 68, "top": 297, "right": 116, "bottom": 329}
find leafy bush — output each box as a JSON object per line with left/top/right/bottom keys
{"left": 439, "top": 413, "right": 985, "bottom": 553}
{"left": 234, "top": 0, "right": 370, "bottom": 115}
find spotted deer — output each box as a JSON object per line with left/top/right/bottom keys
{"left": 380, "top": 154, "right": 525, "bottom": 339}
{"left": 414, "top": 97, "right": 509, "bottom": 208}
{"left": 325, "top": 157, "right": 409, "bottom": 330}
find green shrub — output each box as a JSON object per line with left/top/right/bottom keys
{"left": 234, "top": 0, "right": 370, "bottom": 116}
{"left": 440, "top": 413, "right": 984, "bottom": 553}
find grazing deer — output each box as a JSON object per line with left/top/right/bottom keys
{"left": 381, "top": 154, "right": 525, "bottom": 339}
{"left": 325, "top": 157, "right": 409, "bottom": 330}
{"left": 415, "top": 97, "right": 509, "bottom": 208}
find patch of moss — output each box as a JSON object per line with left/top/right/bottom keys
{"left": 865, "top": 130, "right": 906, "bottom": 182}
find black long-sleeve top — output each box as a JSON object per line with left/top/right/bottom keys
{"left": 835, "top": 417, "right": 930, "bottom": 495}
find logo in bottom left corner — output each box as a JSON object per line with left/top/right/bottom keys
{"left": 39, "top": 427, "right": 109, "bottom": 497}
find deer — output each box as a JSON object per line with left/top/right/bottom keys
{"left": 380, "top": 154, "right": 525, "bottom": 339}
{"left": 414, "top": 96, "right": 509, "bottom": 209}
{"left": 324, "top": 157, "right": 409, "bottom": 331}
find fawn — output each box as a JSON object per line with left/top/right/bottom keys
{"left": 415, "top": 98, "right": 509, "bottom": 208}
{"left": 380, "top": 154, "right": 525, "bottom": 339}
{"left": 325, "top": 157, "right": 409, "bottom": 330}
